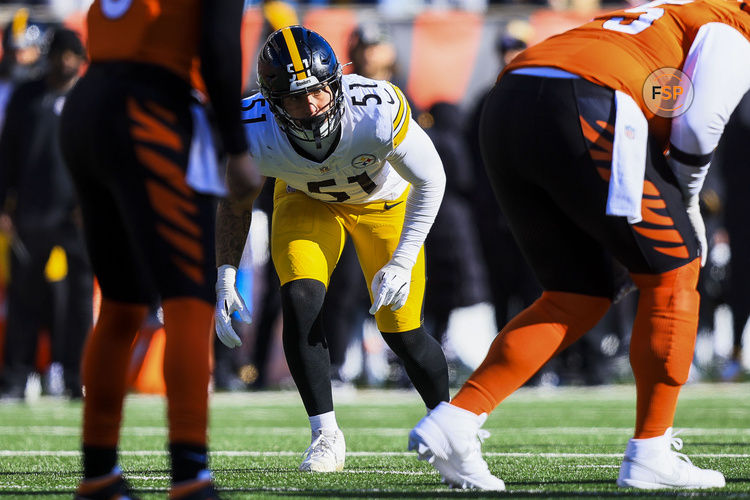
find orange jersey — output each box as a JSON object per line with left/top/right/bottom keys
{"left": 87, "top": 0, "right": 200, "bottom": 82}
{"left": 504, "top": 0, "right": 750, "bottom": 143}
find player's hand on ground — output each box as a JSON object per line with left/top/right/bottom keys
{"left": 215, "top": 264, "right": 252, "bottom": 348}
{"left": 369, "top": 259, "right": 413, "bottom": 314}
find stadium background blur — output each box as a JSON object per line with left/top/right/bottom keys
{"left": 0, "top": 0, "right": 746, "bottom": 401}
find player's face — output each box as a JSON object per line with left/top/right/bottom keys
{"left": 282, "top": 85, "right": 333, "bottom": 120}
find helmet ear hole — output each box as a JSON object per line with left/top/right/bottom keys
{"left": 257, "top": 25, "right": 345, "bottom": 143}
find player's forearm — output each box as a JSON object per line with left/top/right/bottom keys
{"left": 387, "top": 122, "right": 446, "bottom": 267}
{"left": 392, "top": 176, "right": 445, "bottom": 267}
{"left": 199, "top": 0, "right": 247, "bottom": 155}
{"left": 216, "top": 198, "right": 252, "bottom": 268}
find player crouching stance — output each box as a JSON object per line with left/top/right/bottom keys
{"left": 215, "top": 26, "right": 450, "bottom": 473}
{"left": 410, "top": 0, "right": 750, "bottom": 491}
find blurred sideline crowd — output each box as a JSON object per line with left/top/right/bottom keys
{"left": 0, "top": 0, "right": 747, "bottom": 402}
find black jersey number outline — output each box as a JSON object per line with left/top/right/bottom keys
{"left": 241, "top": 97, "right": 267, "bottom": 123}
{"left": 307, "top": 171, "right": 377, "bottom": 202}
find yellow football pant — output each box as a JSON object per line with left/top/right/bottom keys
{"left": 271, "top": 180, "right": 425, "bottom": 333}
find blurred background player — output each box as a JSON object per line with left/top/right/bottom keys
{"left": 215, "top": 26, "right": 449, "bottom": 473}
{"left": 0, "top": 28, "right": 90, "bottom": 401}
{"left": 347, "top": 22, "right": 397, "bottom": 82}
{"left": 411, "top": 0, "right": 750, "bottom": 491}
{"left": 59, "top": 0, "right": 258, "bottom": 498}
{"left": 465, "top": 25, "right": 539, "bottom": 335}
{"left": 421, "top": 101, "right": 491, "bottom": 352}
{"left": 0, "top": 8, "right": 49, "bottom": 132}
{"left": 713, "top": 91, "right": 750, "bottom": 381}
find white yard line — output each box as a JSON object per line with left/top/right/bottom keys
{"left": 2, "top": 450, "right": 749, "bottom": 458}
{"left": 1, "top": 426, "right": 749, "bottom": 436}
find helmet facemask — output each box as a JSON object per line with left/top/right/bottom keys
{"left": 257, "top": 26, "right": 346, "bottom": 149}
{"left": 265, "top": 71, "right": 344, "bottom": 148}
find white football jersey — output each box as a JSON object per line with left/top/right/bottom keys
{"left": 241, "top": 73, "right": 411, "bottom": 204}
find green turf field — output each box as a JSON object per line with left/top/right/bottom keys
{"left": 1, "top": 383, "right": 748, "bottom": 498}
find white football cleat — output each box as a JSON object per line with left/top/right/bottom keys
{"left": 617, "top": 427, "right": 725, "bottom": 489}
{"left": 409, "top": 402, "right": 505, "bottom": 491}
{"left": 299, "top": 428, "right": 346, "bottom": 472}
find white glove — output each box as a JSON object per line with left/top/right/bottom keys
{"left": 369, "top": 259, "right": 413, "bottom": 314}
{"left": 685, "top": 195, "right": 707, "bottom": 267}
{"left": 215, "top": 265, "right": 252, "bottom": 348}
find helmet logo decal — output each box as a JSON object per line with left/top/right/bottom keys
{"left": 287, "top": 60, "right": 320, "bottom": 91}
{"left": 352, "top": 154, "right": 377, "bottom": 168}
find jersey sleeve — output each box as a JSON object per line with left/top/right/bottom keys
{"left": 670, "top": 22, "right": 750, "bottom": 163}
{"left": 667, "top": 22, "right": 750, "bottom": 201}
{"left": 239, "top": 93, "right": 271, "bottom": 168}
{"left": 387, "top": 82, "right": 412, "bottom": 150}
{"left": 385, "top": 116, "right": 445, "bottom": 268}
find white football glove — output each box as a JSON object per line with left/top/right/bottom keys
{"left": 215, "top": 264, "right": 252, "bottom": 348}
{"left": 685, "top": 195, "right": 707, "bottom": 267}
{"left": 369, "top": 259, "right": 413, "bottom": 315}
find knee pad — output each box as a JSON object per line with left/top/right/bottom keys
{"left": 630, "top": 259, "right": 700, "bottom": 385}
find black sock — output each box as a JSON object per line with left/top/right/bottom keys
{"left": 169, "top": 443, "right": 208, "bottom": 482}
{"left": 82, "top": 445, "right": 117, "bottom": 479}
{"left": 280, "top": 279, "right": 333, "bottom": 416}
{"left": 381, "top": 327, "right": 450, "bottom": 409}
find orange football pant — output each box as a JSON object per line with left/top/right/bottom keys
{"left": 82, "top": 297, "right": 214, "bottom": 447}
{"left": 452, "top": 291, "right": 611, "bottom": 414}
{"left": 452, "top": 259, "right": 701, "bottom": 440}
{"left": 630, "top": 258, "right": 700, "bottom": 438}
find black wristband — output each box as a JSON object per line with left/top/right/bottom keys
{"left": 669, "top": 143, "right": 713, "bottom": 167}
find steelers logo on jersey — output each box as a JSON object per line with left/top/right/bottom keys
{"left": 352, "top": 154, "right": 377, "bottom": 169}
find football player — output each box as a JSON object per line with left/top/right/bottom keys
{"left": 215, "top": 26, "right": 449, "bottom": 472}
{"left": 60, "top": 0, "right": 257, "bottom": 498}
{"left": 410, "top": 0, "right": 750, "bottom": 491}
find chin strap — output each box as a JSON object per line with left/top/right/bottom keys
{"left": 313, "top": 126, "right": 322, "bottom": 149}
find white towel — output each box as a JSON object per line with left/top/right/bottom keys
{"left": 606, "top": 91, "right": 648, "bottom": 224}
{"left": 186, "top": 104, "right": 227, "bottom": 196}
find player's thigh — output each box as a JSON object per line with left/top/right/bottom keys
{"left": 482, "top": 75, "right": 695, "bottom": 297}
{"left": 71, "top": 175, "right": 157, "bottom": 303}
{"left": 351, "top": 200, "right": 425, "bottom": 333}
{"left": 61, "top": 76, "right": 156, "bottom": 304}
{"left": 271, "top": 180, "right": 346, "bottom": 287}
{"left": 491, "top": 167, "right": 617, "bottom": 296}
{"left": 71, "top": 72, "right": 215, "bottom": 303}
{"left": 120, "top": 83, "right": 215, "bottom": 302}
{"left": 481, "top": 77, "right": 617, "bottom": 296}
{"left": 532, "top": 79, "right": 698, "bottom": 275}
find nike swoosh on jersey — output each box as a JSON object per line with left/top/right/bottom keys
{"left": 384, "top": 201, "right": 404, "bottom": 210}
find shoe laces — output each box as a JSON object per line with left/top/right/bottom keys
{"left": 666, "top": 428, "right": 693, "bottom": 467}
{"left": 461, "top": 429, "right": 492, "bottom": 474}
{"left": 302, "top": 432, "right": 335, "bottom": 461}
{"left": 477, "top": 429, "right": 490, "bottom": 444}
